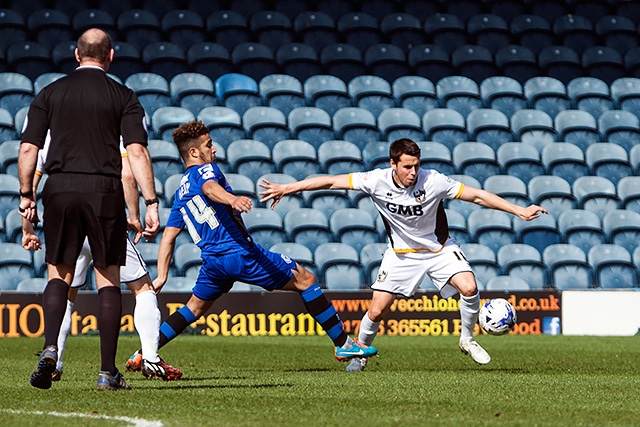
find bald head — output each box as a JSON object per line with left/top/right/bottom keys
{"left": 75, "top": 28, "right": 113, "bottom": 69}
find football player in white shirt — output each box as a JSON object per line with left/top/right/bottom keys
{"left": 259, "top": 138, "right": 547, "bottom": 370}
{"left": 21, "top": 133, "right": 182, "bottom": 383}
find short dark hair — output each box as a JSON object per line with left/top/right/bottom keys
{"left": 389, "top": 138, "right": 421, "bottom": 163}
{"left": 172, "top": 120, "right": 209, "bottom": 158}
{"left": 77, "top": 28, "right": 112, "bottom": 63}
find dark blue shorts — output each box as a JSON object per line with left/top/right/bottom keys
{"left": 193, "top": 244, "right": 296, "bottom": 301}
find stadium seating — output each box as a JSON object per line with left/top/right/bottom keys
{"left": 510, "top": 109, "right": 557, "bottom": 151}
{"left": 293, "top": 11, "right": 338, "bottom": 53}
{"left": 480, "top": 76, "right": 527, "bottom": 119}
{"left": 585, "top": 143, "right": 632, "bottom": 186}
{"left": 408, "top": 44, "right": 454, "bottom": 84}
{"left": 541, "top": 142, "right": 589, "bottom": 186}
{"left": 250, "top": 10, "right": 294, "bottom": 52}
{"left": 329, "top": 208, "right": 378, "bottom": 253}
{"left": 303, "top": 75, "right": 352, "bottom": 117}
{"left": 186, "top": 42, "right": 233, "bottom": 83}
{"left": 452, "top": 142, "right": 499, "bottom": 186}
{"left": 543, "top": 244, "right": 593, "bottom": 289}
{"left": 436, "top": 75, "right": 482, "bottom": 118}
{"left": 496, "top": 142, "right": 545, "bottom": 185}
{"left": 618, "top": 176, "right": 640, "bottom": 215}
{"left": 417, "top": 141, "right": 455, "bottom": 175}
{"left": 314, "top": 242, "right": 362, "bottom": 289}
{"left": 260, "top": 74, "right": 307, "bottom": 117}
{"left": 169, "top": 73, "right": 217, "bottom": 116}
{"left": 598, "top": 110, "right": 640, "bottom": 153}
{"left": 422, "top": 108, "right": 469, "bottom": 151}
{"left": 467, "top": 209, "right": 516, "bottom": 254}
{"left": 287, "top": 106, "right": 335, "bottom": 148}
{"left": 466, "top": 108, "right": 513, "bottom": 152}
{"left": 377, "top": 108, "right": 425, "bottom": 142}
{"left": 214, "top": 73, "right": 262, "bottom": 116}
{"left": 227, "top": 139, "right": 275, "bottom": 182}
{"left": 332, "top": 108, "right": 380, "bottom": 151}
{"left": 602, "top": 210, "right": 640, "bottom": 255}
{"left": 271, "top": 139, "right": 320, "bottom": 181}
{"left": 392, "top": 75, "right": 438, "bottom": 120}
{"left": 567, "top": 77, "right": 614, "bottom": 120}
{"left": 557, "top": 209, "right": 606, "bottom": 255}
{"left": 0, "top": 242, "right": 36, "bottom": 290}
{"left": 483, "top": 175, "right": 529, "bottom": 206}
{"left": 360, "top": 242, "right": 388, "bottom": 284}
{"left": 572, "top": 175, "right": 620, "bottom": 219}
{"left": 459, "top": 243, "right": 500, "bottom": 285}
{"left": 125, "top": 72, "right": 172, "bottom": 116}
{"left": 242, "top": 207, "right": 287, "bottom": 249}
{"left": 497, "top": 243, "right": 547, "bottom": 289}
{"left": 588, "top": 244, "right": 637, "bottom": 289}
{"left": 284, "top": 208, "right": 333, "bottom": 253}
{"left": 242, "top": 106, "right": 290, "bottom": 149}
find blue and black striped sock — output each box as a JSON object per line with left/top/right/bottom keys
{"left": 159, "top": 305, "right": 197, "bottom": 348}
{"left": 300, "top": 283, "right": 348, "bottom": 347}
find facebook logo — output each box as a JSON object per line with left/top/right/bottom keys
{"left": 542, "top": 317, "right": 561, "bottom": 335}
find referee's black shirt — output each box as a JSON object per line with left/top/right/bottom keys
{"left": 21, "top": 66, "right": 147, "bottom": 178}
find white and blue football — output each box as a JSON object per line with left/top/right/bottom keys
{"left": 479, "top": 298, "right": 517, "bottom": 335}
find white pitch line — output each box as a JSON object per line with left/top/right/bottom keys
{"left": 0, "top": 409, "right": 163, "bottom": 427}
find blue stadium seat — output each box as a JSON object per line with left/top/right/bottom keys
{"left": 541, "top": 142, "right": 589, "bottom": 186}
{"left": 467, "top": 209, "right": 516, "bottom": 254}
{"left": 485, "top": 276, "right": 531, "bottom": 291}
{"left": 242, "top": 106, "right": 290, "bottom": 150}
{"left": 417, "top": 141, "right": 455, "bottom": 175}
{"left": 275, "top": 42, "right": 322, "bottom": 84}
{"left": 573, "top": 176, "right": 620, "bottom": 219}
{"left": 497, "top": 243, "right": 547, "bottom": 289}
{"left": 602, "top": 210, "right": 640, "bottom": 255}
{"left": 380, "top": 12, "right": 427, "bottom": 53}
{"left": 320, "top": 43, "right": 366, "bottom": 85}
{"left": 161, "top": 10, "right": 205, "bottom": 51}
{"left": 348, "top": 75, "right": 396, "bottom": 118}
{"left": 483, "top": 175, "right": 529, "bottom": 206}
{"left": 293, "top": 11, "right": 338, "bottom": 53}
{"left": 162, "top": 277, "right": 193, "bottom": 292}
{"left": 259, "top": 74, "right": 306, "bottom": 117}
{"left": 303, "top": 75, "right": 352, "bottom": 117}
{"left": 257, "top": 173, "right": 303, "bottom": 216}
{"left": 146, "top": 138, "right": 185, "bottom": 183}
{"left": 617, "top": 175, "right": 640, "bottom": 215}
{"left": 125, "top": 72, "right": 171, "bottom": 116}
{"left": 435, "top": 75, "right": 482, "bottom": 118}
{"left": 16, "top": 277, "right": 47, "bottom": 293}
{"left": 377, "top": 108, "right": 425, "bottom": 143}
{"left": 33, "top": 72, "right": 65, "bottom": 95}
{"left": 460, "top": 243, "right": 500, "bottom": 285}
{"left": 598, "top": 110, "right": 640, "bottom": 153}
{"left": 422, "top": 108, "right": 469, "bottom": 151}
{"left": 197, "top": 106, "right": 245, "bottom": 149}
{"left": 362, "top": 141, "right": 390, "bottom": 170}
{"left": 466, "top": 108, "right": 514, "bottom": 152}
{"left": 169, "top": 73, "right": 216, "bottom": 117}
{"left": 452, "top": 142, "right": 499, "bottom": 186}
{"left": 595, "top": 15, "right": 639, "bottom": 56}
{"left": 242, "top": 207, "right": 287, "bottom": 249}
{"left": 553, "top": 14, "right": 596, "bottom": 55}
{"left": 206, "top": 10, "right": 251, "bottom": 52}
{"left": 567, "top": 77, "right": 614, "bottom": 120}
{"left": 329, "top": 208, "right": 378, "bottom": 253}
{"left": 588, "top": 244, "right": 637, "bottom": 289}
{"left": 215, "top": 73, "right": 262, "bottom": 116}
{"left": 510, "top": 109, "right": 557, "bottom": 151}
{"left": 480, "top": 76, "right": 526, "bottom": 119}
{"left": 186, "top": 42, "right": 232, "bottom": 83}
{"left": 250, "top": 10, "right": 294, "bottom": 52}
{"left": 317, "top": 140, "right": 364, "bottom": 175}
{"left": 557, "top": 209, "right": 605, "bottom": 255}
{"left": 51, "top": 40, "right": 77, "bottom": 76}
{"left": 585, "top": 142, "right": 631, "bottom": 185}
{"left": 494, "top": 45, "right": 540, "bottom": 85}
{"left": 271, "top": 139, "right": 320, "bottom": 181}
{"left": 423, "top": 13, "right": 468, "bottom": 54}
{"left": 364, "top": 43, "right": 412, "bottom": 84}
{"left": 610, "top": 77, "right": 640, "bottom": 119}
{"left": 543, "top": 244, "right": 593, "bottom": 290}
{"left": 151, "top": 107, "right": 195, "bottom": 142}
{"left": 582, "top": 46, "right": 626, "bottom": 86}
{"left": 302, "top": 186, "right": 352, "bottom": 219}
{"left": 224, "top": 173, "right": 258, "bottom": 206}
{"left": 524, "top": 76, "right": 571, "bottom": 120}
{"left": 336, "top": 12, "right": 382, "bottom": 53}
{"left": 6, "top": 41, "right": 54, "bottom": 81}
{"left": 407, "top": 44, "right": 454, "bottom": 84}
{"left": 554, "top": 110, "right": 601, "bottom": 152}
{"left": 0, "top": 174, "right": 20, "bottom": 219}
{"left": 392, "top": 75, "right": 438, "bottom": 120}
{"left": 173, "top": 242, "right": 202, "bottom": 278}
{"left": 287, "top": 107, "right": 335, "bottom": 148}
{"left": 512, "top": 213, "right": 561, "bottom": 254}
{"left": 270, "top": 241, "right": 316, "bottom": 276}
{"left": 451, "top": 44, "right": 498, "bottom": 84}
{"left": 117, "top": 9, "right": 162, "bottom": 51}
{"left": 360, "top": 242, "right": 388, "bottom": 284}
{"left": 0, "top": 72, "right": 34, "bottom": 117}
{"left": 0, "top": 140, "right": 19, "bottom": 176}
{"left": 314, "top": 242, "right": 362, "bottom": 290}
{"left": 528, "top": 175, "right": 577, "bottom": 219}
{"left": 284, "top": 208, "right": 333, "bottom": 252}
{"left": 226, "top": 139, "right": 275, "bottom": 182}
{"left": 332, "top": 108, "right": 380, "bottom": 150}
{"left": 109, "top": 41, "right": 144, "bottom": 81}
{"left": 445, "top": 208, "right": 470, "bottom": 243}
{"left": 0, "top": 242, "right": 36, "bottom": 290}
{"left": 0, "top": 109, "right": 17, "bottom": 145}
{"left": 496, "top": 142, "right": 545, "bottom": 185}
{"left": 510, "top": 14, "right": 555, "bottom": 55}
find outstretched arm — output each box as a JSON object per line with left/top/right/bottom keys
{"left": 202, "top": 180, "right": 253, "bottom": 213}
{"left": 258, "top": 174, "right": 352, "bottom": 209}
{"left": 458, "top": 185, "right": 547, "bottom": 221}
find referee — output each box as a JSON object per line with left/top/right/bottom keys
{"left": 18, "top": 28, "right": 159, "bottom": 391}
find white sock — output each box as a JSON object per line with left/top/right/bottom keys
{"left": 459, "top": 292, "right": 480, "bottom": 341}
{"left": 358, "top": 312, "right": 380, "bottom": 347}
{"left": 134, "top": 290, "right": 161, "bottom": 363}
{"left": 56, "top": 300, "right": 74, "bottom": 371}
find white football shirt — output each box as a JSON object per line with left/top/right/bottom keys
{"left": 350, "top": 168, "right": 463, "bottom": 253}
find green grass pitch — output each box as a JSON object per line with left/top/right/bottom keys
{"left": 1, "top": 334, "right": 640, "bottom": 426}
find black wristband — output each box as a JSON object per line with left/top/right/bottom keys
{"left": 20, "top": 190, "right": 33, "bottom": 198}
{"left": 144, "top": 197, "right": 159, "bottom": 206}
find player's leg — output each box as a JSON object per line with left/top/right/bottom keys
{"left": 158, "top": 294, "right": 215, "bottom": 348}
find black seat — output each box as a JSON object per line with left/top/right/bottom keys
{"left": 336, "top": 12, "right": 382, "bottom": 53}
{"left": 141, "top": 41, "right": 188, "bottom": 81}
{"left": 495, "top": 45, "right": 540, "bottom": 85}
{"left": 51, "top": 40, "right": 77, "bottom": 75}
{"left": 528, "top": 0, "right": 569, "bottom": 24}
{"left": 360, "top": 0, "right": 401, "bottom": 22}
{"left": 538, "top": 46, "right": 583, "bottom": 85}
{"left": 510, "top": 14, "right": 555, "bottom": 55}
{"left": 6, "top": 41, "right": 54, "bottom": 81}
{"left": 27, "top": 9, "right": 73, "bottom": 50}
{"left": 72, "top": 9, "right": 117, "bottom": 40}
{"left": 250, "top": 10, "right": 294, "bottom": 52}
{"left": 117, "top": 9, "right": 162, "bottom": 51}
{"left": 553, "top": 14, "right": 597, "bottom": 55}
{"left": 186, "top": 42, "right": 232, "bottom": 82}
{"left": 228, "top": 0, "right": 265, "bottom": 18}
{"left": 0, "top": 10, "right": 27, "bottom": 55}
{"left": 402, "top": 0, "right": 441, "bottom": 21}
{"left": 408, "top": 44, "right": 453, "bottom": 84}
{"left": 110, "top": 41, "right": 144, "bottom": 81}
{"left": 274, "top": 0, "right": 313, "bottom": 21}
{"left": 231, "top": 42, "right": 279, "bottom": 82}
{"left": 293, "top": 11, "right": 339, "bottom": 53}
{"left": 451, "top": 45, "right": 498, "bottom": 84}
{"left": 161, "top": 10, "right": 206, "bottom": 51}
{"left": 206, "top": 10, "right": 251, "bottom": 52}
{"left": 467, "top": 13, "right": 512, "bottom": 55}
{"left": 582, "top": 46, "right": 626, "bottom": 86}
{"left": 364, "top": 44, "right": 411, "bottom": 84}
{"left": 424, "top": 13, "right": 469, "bottom": 54}
{"left": 569, "top": 0, "right": 612, "bottom": 25}
{"left": 380, "top": 12, "right": 427, "bottom": 53}
{"left": 595, "top": 15, "right": 639, "bottom": 56}
{"left": 316, "top": 0, "right": 356, "bottom": 21}
{"left": 320, "top": 43, "right": 366, "bottom": 85}
{"left": 275, "top": 43, "right": 322, "bottom": 83}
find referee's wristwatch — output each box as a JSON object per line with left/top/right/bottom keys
{"left": 144, "top": 197, "right": 159, "bottom": 206}
{"left": 20, "top": 190, "right": 34, "bottom": 199}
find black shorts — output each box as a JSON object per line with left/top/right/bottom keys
{"left": 41, "top": 173, "right": 127, "bottom": 268}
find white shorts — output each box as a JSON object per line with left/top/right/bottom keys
{"left": 372, "top": 238, "right": 473, "bottom": 298}
{"left": 71, "top": 234, "right": 148, "bottom": 288}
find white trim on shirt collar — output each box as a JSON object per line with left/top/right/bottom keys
{"left": 76, "top": 65, "right": 105, "bottom": 72}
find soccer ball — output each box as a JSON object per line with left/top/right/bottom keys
{"left": 479, "top": 298, "right": 517, "bottom": 335}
